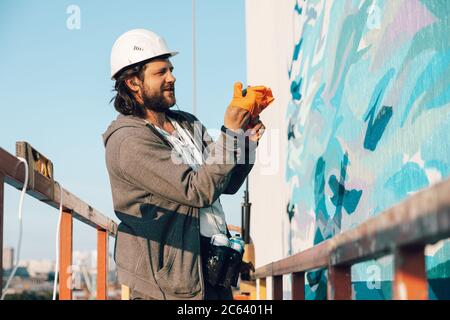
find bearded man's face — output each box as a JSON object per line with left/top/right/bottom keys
{"left": 138, "top": 58, "right": 176, "bottom": 112}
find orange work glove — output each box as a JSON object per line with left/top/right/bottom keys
{"left": 229, "top": 82, "right": 274, "bottom": 118}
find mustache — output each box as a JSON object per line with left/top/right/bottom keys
{"left": 163, "top": 85, "right": 175, "bottom": 91}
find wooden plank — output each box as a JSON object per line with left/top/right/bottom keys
{"left": 393, "top": 246, "right": 428, "bottom": 300}
{"left": 97, "top": 229, "right": 108, "bottom": 300}
{"left": 259, "top": 278, "right": 267, "bottom": 300}
{"left": 330, "top": 179, "right": 450, "bottom": 267}
{"left": 272, "top": 275, "right": 283, "bottom": 300}
{"left": 59, "top": 209, "right": 73, "bottom": 300}
{"left": 292, "top": 272, "right": 305, "bottom": 300}
{"left": 272, "top": 241, "right": 330, "bottom": 276}
{"left": 327, "top": 265, "right": 352, "bottom": 300}
{"left": 54, "top": 186, "right": 117, "bottom": 236}
{"left": 253, "top": 241, "right": 331, "bottom": 280}
{"left": 254, "top": 175, "right": 450, "bottom": 284}
{"left": 253, "top": 263, "right": 273, "bottom": 280}
{"left": 1, "top": 147, "right": 53, "bottom": 201}
{"left": 0, "top": 148, "right": 117, "bottom": 236}
{"left": 0, "top": 173, "right": 4, "bottom": 297}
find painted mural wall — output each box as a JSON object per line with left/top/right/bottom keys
{"left": 246, "top": 0, "right": 450, "bottom": 299}
{"left": 285, "top": 0, "right": 450, "bottom": 299}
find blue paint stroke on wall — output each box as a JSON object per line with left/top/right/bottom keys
{"left": 294, "top": 2, "right": 302, "bottom": 15}
{"left": 364, "top": 105, "right": 393, "bottom": 151}
{"left": 363, "top": 69, "right": 395, "bottom": 151}
{"left": 289, "top": 38, "right": 303, "bottom": 78}
{"left": 290, "top": 76, "right": 302, "bottom": 101}
{"left": 329, "top": 154, "right": 363, "bottom": 217}
{"left": 313, "top": 157, "right": 329, "bottom": 244}
{"left": 384, "top": 162, "right": 429, "bottom": 199}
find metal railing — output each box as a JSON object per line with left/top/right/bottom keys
{"left": 0, "top": 147, "right": 118, "bottom": 300}
{"left": 253, "top": 178, "right": 450, "bottom": 300}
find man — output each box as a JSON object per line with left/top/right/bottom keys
{"left": 103, "top": 29, "right": 266, "bottom": 300}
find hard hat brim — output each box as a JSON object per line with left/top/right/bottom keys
{"left": 111, "top": 51, "right": 179, "bottom": 80}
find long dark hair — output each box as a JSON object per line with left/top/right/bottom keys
{"left": 111, "top": 63, "right": 146, "bottom": 118}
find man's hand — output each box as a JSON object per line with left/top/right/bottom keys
{"left": 224, "top": 104, "right": 251, "bottom": 132}
{"left": 245, "top": 116, "right": 266, "bottom": 143}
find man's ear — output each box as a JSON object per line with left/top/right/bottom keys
{"left": 125, "top": 76, "right": 141, "bottom": 93}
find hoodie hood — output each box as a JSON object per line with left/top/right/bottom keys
{"left": 102, "top": 110, "right": 192, "bottom": 147}
{"left": 102, "top": 114, "right": 147, "bottom": 147}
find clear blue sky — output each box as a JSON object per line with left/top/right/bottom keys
{"left": 0, "top": 0, "right": 247, "bottom": 261}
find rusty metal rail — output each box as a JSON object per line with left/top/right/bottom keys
{"left": 0, "top": 147, "right": 118, "bottom": 299}
{"left": 253, "top": 178, "right": 450, "bottom": 300}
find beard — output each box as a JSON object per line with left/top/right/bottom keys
{"left": 140, "top": 87, "right": 176, "bottom": 113}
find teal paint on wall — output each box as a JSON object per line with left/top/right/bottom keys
{"left": 286, "top": 0, "right": 450, "bottom": 299}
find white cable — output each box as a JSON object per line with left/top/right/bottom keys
{"left": 52, "top": 183, "right": 63, "bottom": 300}
{"left": 1, "top": 157, "right": 28, "bottom": 300}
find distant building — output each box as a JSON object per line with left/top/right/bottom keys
{"left": 2, "top": 247, "right": 14, "bottom": 270}
{"left": 2, "top": 266, "right": 29, "bottom": 278}
{"left": 2, "top": 251, "right": 118, "bottom": 299}
{"left": 23, "top": 260, "right": 54, "bottom": 278}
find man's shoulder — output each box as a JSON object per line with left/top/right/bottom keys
{"left": 105, "top": 122, "right": 156, "bottom": 149}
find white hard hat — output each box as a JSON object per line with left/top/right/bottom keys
{"left": 110, "top": 29, "right": 178, "bottom": 80}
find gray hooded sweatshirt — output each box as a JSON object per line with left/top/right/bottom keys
{"left": 102, "top": 109, "right": 255, "bottom": 300}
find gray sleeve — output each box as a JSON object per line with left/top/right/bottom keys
{"left": 222, "top": 163, "right": 254, "bottom": 195}
{"left": 221, "top": 139, "right": 257, "bottom": 195}
{"left": 199, "top": 123, "right": 257, "bottom": 195}
{"left": 118, "top": 131, "right": 246, "bottom": 208}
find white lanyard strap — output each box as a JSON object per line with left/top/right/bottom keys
{"left": 169, "top": 118, "right": 204, "bottom": 165}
